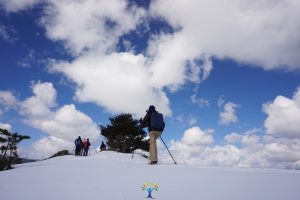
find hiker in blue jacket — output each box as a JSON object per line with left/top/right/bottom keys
{"left": 140, "top": 105, "right": 165, "bottom": 165}
{"left": 74, "top": 136, "right": 83, "bottom": 156}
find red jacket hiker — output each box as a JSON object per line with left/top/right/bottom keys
{"left": 83, "top": 139, "right": 91, "bottom": 156}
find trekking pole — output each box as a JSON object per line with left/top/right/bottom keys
{"left": 160, "top": 136, "right": 177, "bottom": 165}
{"left": 133, "top": 121, "right": 143, "bottom": 159}
{"left": 132, "top": 123, "right": 144, "bottom": 159}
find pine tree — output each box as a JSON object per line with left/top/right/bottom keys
{"left": 100, "top": 113, "right": 149, "bottom": 153}
{"left": 0, "top": 128, "right": 30, "bottom": 171}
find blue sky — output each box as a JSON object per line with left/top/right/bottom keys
{"left": 1, "top": 0, "right": 300, "bottom": 169}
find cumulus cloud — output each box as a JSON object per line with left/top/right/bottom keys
{"left": 31, "top": 136, "right": 73, "bottom": 159}
{"left": 38, "top": 0, "right": 173, "bottom": 117}
{"left": 219, "top": 102, "right": 239, "bottom": 125}
{"left": 20, "top": 82, "right": 56, "bottom": 125}
{"left": 0, "top": 123, "right": 12, "bottom": 131}
{"left": 51, "top": 52, "right": 171, "bottom": 117}
{"left": 40, "top": 104, "right": 99, "bottom": 141}
{"left": 165, "top": 127, "right": 300, "bottom": 169}
{"left": 182, "top": 127, "right": 214, "bottom": 146}
{"left": 3, "top": 0, "right": 300, "bottom": 124}
{"left": 224, "top": 133, "right": 242, "bottom": 144}
{"left": 151, "top": 0, "right": 300, "bottom": 70}
{"left": 0, "top": 0, "right": 41, "bottom": 12}
{"left": 240, "top": 137, "right": 300, "bottom": 169}
{"left": 166, "top": 127, "right": 240, "bottom": 166}
{"left": 265, "top": 142, "right": 300, "bottom": 163}
{"left": 225, "top": 129, "right": 262, "bottom": 144}
{"left": 263, "top": 87, "right": 300, "bottom": 138}
{"left": 41, "top": 0, "right": 145, "bottom": 55}
{"left": 241, "top": 134, "right": 260, "bottom": 146}
{"left": 164, "top": 127, "right": 214, "bottom": 162}
{"left": 7, "top": 0, "right": 300, "bottom": 71}
{"left": 37, "top": 0, "right": 215, "bottom": 117}
{"left": 146, "top": 33, "right": 214, "bottom": 92}
{"left": 0, "top": 91, "right": 18, "bottom": 115}
{"left": 19, "top": 82, "right": 99, "bottom": 159}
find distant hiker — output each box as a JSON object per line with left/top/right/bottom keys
{"left": 74, "top": 136, "right": 83, "bottom": 156}
{"left": 83, "top": 138, "right": 91, "bottom": 156}
{"left": 81, "top": 139, "right": 86, "bottom": 156}
{"left": 140, "top": 105, "right": 165, "bottom": 165}
{"left": 100, "top": 141, "right": 106, "bottom": 151}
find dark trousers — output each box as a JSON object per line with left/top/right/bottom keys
{"left": 75, "top": 145, "right": 82, "bottom": 156}
{"left": 83, "top": 147, "right": 89, "bottom": 156}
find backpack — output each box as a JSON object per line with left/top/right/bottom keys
{"left": 150, "top": 112, "right": 165, "bottom": 131}
{"left": 75, "top": 139, "right": 81, "bottom": 146}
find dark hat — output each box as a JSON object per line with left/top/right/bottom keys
{"left": 148, "top": 105, "right": 156, "bottom": 112}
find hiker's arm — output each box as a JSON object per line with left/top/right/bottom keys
{"left": 140, "top": 112, "right": 150, "bottom": 128}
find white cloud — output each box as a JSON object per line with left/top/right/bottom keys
{"left": 191, "top": 94, "right": 209, "bottom": 107}
{"left": 182, "top": 127, "right": 214, "bottom": 146}
{"left": 19, "top": 82, "right": 100, "bottom": 159}
{"left": 51, "top": 52, "right": 171, "bottom": 117}
{"left": 240, "top": 137, "right": 300, "bottom": 169}
{"left": 167, "top": 129, "right": 240, "bottom": 166}
{"left": 41, "top": 0, "right": 145, "bottom": 55}
{"left": 20, "top": 82, "right": 56, "bottom": 125}
{"left": 201, "top": 145, "right": 241, "bottom": 167}
{"left": 0, "top": 123, "right": 12, "bottom": 131}
{"left": 224, "top": 133, "right": 242, "bottom": 144}
{"left": 225, "top": 129, "right": 262, "bottom": 144}
{"left": 0, "top": 0, "right": 41, "bottom": 12}
{"left": 239, "top": 136, "right": 300, "bottom": 169}
{"left": 188, "top": 116, "right": 198, "bottom": 127}
{"left": 33, "top": 136, "right": 73, "bottom": 158}
{"left": 38, "top": 104, "right": 99, "bottom": 141}
{"left": 241, "top": 134, "right": 260, "bottom": 146}
{"left": 36, "top": 0, "right": 173, "bottom": 117}
{"left": 20, "top": 136, "right": 73, "bottom": 159}
{"left": 37, "top": 0, "right": 214, "bottom": 117}
{"left": 219, "top": 102, "right": 239, "bottom": 125}
{"left": 165, "top": 127, "right": 300, "bottom": 169}
{"left": 151, "top": 0, "right": 300, "bottom": 70}
{"left": 186, "top": 56, "right": 213, "bottom": 84}
{"left": 263, "top": 87, "right": 300, "bottom": 138}
{"left": 3, "top": 0, "right": 300, "bottom": 128}
{"left": 0, "top": 90, "right": 18, "bottom": 115}
{"left": 12, "top": 0, "right": 213, "bottom": 117}
{"left": 264, "top": 141, "right": 300, "bottom": 163}
{"left": 146, "top": 34, "right": 214, "bottom": 92}
{"left": 244, "top": 128, "right": 263, "bottom": 135}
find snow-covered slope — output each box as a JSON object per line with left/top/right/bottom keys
{"left": 1, "top": 151, "right": 300, "bottom": 200}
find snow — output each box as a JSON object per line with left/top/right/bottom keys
{"left": 1, "top": 151, "right": 300, "bottom": 200}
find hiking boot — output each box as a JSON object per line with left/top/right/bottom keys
{"left": 150, "top": 161, "right": 158, "bottom": 165}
